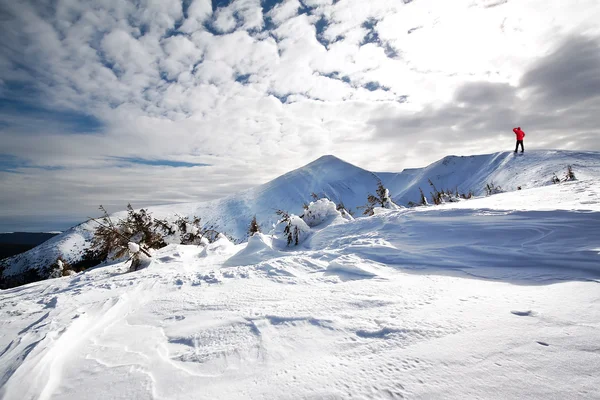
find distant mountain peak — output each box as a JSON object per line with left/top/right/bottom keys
{"left": 308, "top": 154, "right": 347, "bottom": 165}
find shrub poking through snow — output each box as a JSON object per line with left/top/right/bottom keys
{"left": 171, "top": 215, "right": 219, "bottom": 245}
{"left": 275, "top": 209, "right": 310, "bottom": 246}
{"left": 88, "top": 205, "right": 159, "bottom": 267}
{"left": 551, "top": 166, "right": 577, "bottom": 184}
{"left": 301, "top": 199, "right": 340, "bottom": 227}
{"left": 336, "top": 202, "right": 354, "bottom": 219}
{"left": 552, "top": 173, "right": 561, "bottom": 184}
{"left": 419, "top": 188, "right": 428, "bottom": 205}
{"left": 485, "top": 182, "right": 503, "bottom": 196}
{"left": 248, "top": 215, "right": 260, "bottom": 236}
{"left": 461, "top": 190, "right": 474, "bottom": 199}
{"left": 565, "top": 165, "right": 576, "bottom": 181}
{"left": 362, "top": 181, "right": 399, "bottom": 215}
{"left": 408, "top": 187, "right": 429, "bottom": 207}
{"left": 88, "top": 205, "right": 222, "bottom": 271}
{"left": 428, "top": 179, "right": 467, "bottom": 204}
{"left": 46, "top": 256, "right": 75, "bottom": 278}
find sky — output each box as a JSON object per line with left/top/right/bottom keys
{"left": 1, "top": 0, "right": 600, "bottom": 232}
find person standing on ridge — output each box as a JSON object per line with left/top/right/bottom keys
{"left": 513, "top": 127, "right": 525, "bottom": 153}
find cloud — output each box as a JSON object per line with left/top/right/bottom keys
{"left": 370, "top": 34, "right": 600, "bottom": 166}
{"left": 521, "top": 35, "right": 600, "bottom": 109}
{"left": 1, "top": 0, "right": 600, "bottom": 230}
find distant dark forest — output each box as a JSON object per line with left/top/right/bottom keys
{"left": 0, "top": 233, "right": 59, "bottom": 260}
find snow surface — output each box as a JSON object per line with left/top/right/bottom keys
{"left": 1, "top": 159, "right": 600, "bottom": 398}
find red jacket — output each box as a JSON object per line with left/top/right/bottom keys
{"left": 513, "top": 127, "right": 525, "bottom": 141}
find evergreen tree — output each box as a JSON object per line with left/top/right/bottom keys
{"left": 248, "top": 215, "right": 260, "bottom": 236}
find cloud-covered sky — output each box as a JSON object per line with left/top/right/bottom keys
{"left": 1, "top": 0, "right": 599, "bottom": 231}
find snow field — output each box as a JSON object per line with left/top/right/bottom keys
{"left": 1, "top": 177, "right": 600, "bottom": 399}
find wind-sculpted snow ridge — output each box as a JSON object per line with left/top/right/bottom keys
{"left": 2, "top": 150, "right": 600, "bottom": 287}
{"left": 1, "top": 178, "right": 600, "bottom": 399}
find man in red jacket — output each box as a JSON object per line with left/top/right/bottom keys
{"left": 513, "top": 127, "right": 525, "bottom": 153}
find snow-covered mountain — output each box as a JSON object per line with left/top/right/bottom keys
{"left": 2, "top": 150, "right": 600, "bottom": 288}
{"left": 380, "top": 150, "right": 600, "bottom": 204}
{"left": 1, "top": 149, "right": 599, "bottom": 399}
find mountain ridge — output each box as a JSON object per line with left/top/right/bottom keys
{"left": 2, "top": 149, "right": 600, "bottom": 288}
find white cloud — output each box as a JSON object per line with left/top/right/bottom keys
{"left": 1, "top": 0, "right": 600, "bottom": 230}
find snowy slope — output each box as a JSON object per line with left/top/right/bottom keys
{"left": 148, "top": 154, "right": 382, "bottom": 239}
{"left": 0, "top": 224, "right": 92, "bottom": 285}
{"left": 380, "top": 150, "right": 600, "bottom": 205}
{"left": 1, "top": 177, "right": 599, "bottom": 399}
{"left": 2, "top": 150, "right": 600, "bottom": 287}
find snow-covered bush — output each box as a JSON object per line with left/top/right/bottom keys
{"left": 336, "top": 202, "right": 354, "bottom": 220}
{"left": 362, "top": 181, "right": 400, "bottom": 216}
{"left": 199, "top": 234, "right": 235, "bottom": 257}
{"left": 47, "top": 257, "right": 75, "bottom": 278}
{"left": 274, "top": 210, "right": 311, "bottom": 247}
{"left": 485, "top": 182, "right": 503, "bottom": 196}
{"left": 88, "top": 205, "right": 223, "bottom": 272}
{"left": 461, "top": 190, "right": 474, "bottom": 199}
{"left": 88, "top": 205, "right": 163, "bottom": 263}
{"left": 167, "top": 215, "right": 219, "bottom": 245}
{"left": 428, "top": 180, "right": 465, "bottom": 205}
{"left": 301, "top": 199, "right": 340, "bottom": 227}
{"left": 408, "top": 187, "right": 429, "bottom": 207}
{"left": 551, "top": 173, "right": 561, "bottom": 184}
{"left": 551, "top": 166, "right": 577, "bottom": 184}
{"left": 565, "top": 165, "right": 576, "bottom": 181}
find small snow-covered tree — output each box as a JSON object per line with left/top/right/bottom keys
{"left": 275, "top": 209, "right": 310, "bottom": 246}
{"left": 363, "top": 181, "right": 398, "bottom": 215}
{"left": 248, "top": 215, "right": 260, "bottom": 236}
{"left": 275, "top": 209, "right": 299, "bottom": 246}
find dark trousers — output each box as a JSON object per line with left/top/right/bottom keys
{"left": 515, "top": 140, "right": 524, "bottom": 152}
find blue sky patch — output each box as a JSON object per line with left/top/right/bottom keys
{"left": 0, "top": 154, "right": 63, "bottom": 173}
{"left": 315, "top": 16, "right": 330, "bottom": 47}
{"left": 359, "top": 18, "right": 399, "bottom": 58}
{"left": 261, "top": 0, "right": 286, "bottom": 14}
{"left": 212, "top": 0, "right": 235, "bottom": 12}
{"left": 0, "top": 83, "right": 104, "bottom": 135}
{"left": 268, "top": 92, "right": 290, "bottom": 104}
{"left": 0, "top": 154, "right": 28, "bottom": 172}
{"left": 114, "top": 157, "right": 211, "bottom": 168}
{"left": 235, "top": 74, "right": 252, "bottom": 84}
{"left": 363, "top": 82, "right": 391, "bottom": 92}
{"left": 361, "top": 18, "right": 380, "bottom": 46}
